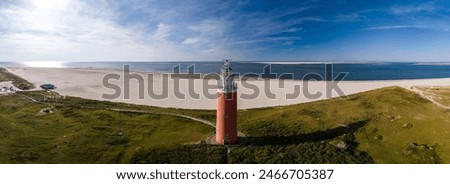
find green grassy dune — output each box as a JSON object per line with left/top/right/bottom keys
{"left": 0, "top": 91, "right": 214, "bottom": 163}
{"left": 417, "top": 86, "right": 450, "bottom": 107}
{"left": 238, "top": 87, "right": 450, "bottom": 163}
{"left": 0, "top": 68, "right": 35, "bottom": 90}
{"left": 0, "top": 87, "right": 448, "bottom": 163}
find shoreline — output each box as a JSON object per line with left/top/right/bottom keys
{"left": 6, "top": 67, "right": 450, "bottom": 110}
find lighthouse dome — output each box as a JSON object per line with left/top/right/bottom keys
{"left": 220, "top": 59, "right": 234, "bottom": 77}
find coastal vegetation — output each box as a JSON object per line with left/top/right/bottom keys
{"left": 416, "top": 86, "right": 450, "bottom": 107}
{"left": 1, "top": 87, "right": 448, "bottom": 164}
{"left": 131, "top": 87, "right": 449, "bottom": 164}
{"left": 0, "top": 68, "right": 35, "bottom": 90}
{"left": 236, "top": 87, "right": 449, "bottom": 163}
{"left": 0, "top": 91, "right": 214, "bottom": 163}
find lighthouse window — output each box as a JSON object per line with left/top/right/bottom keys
{"left": 225, "top": 114, "right": 229, "bottom": 118}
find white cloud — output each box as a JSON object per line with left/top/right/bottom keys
{"left": 0, "top": 0, "right": 323, "bottom": 61}
{"left": 364, "top": 25, "right": 424, "bottom": 30}
{"left": 181, "top": 19, "right": 239, "bottom": 58}
{"left": 152, "top": 23, "right": 172, "bottom": 40}
{"left": 188, "top": 19, "right": 226, "bottom": 39}
{"left": 0, "top": 0, "right": 198, "bottom": 61}
{"left": 182, "top": 37, "right": 200, "bottom": 45}
{"left": 334, "top": 13, "right": 365, "bottom": 22}
{"left": 390, "top": 2, "right": 437, "bottom": 15}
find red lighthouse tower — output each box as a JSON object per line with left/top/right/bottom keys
{"left": 216, "top": 59, "right": 238, "bottom": 145}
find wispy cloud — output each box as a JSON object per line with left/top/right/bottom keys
{"left": 364, "top": 25, "right": 426, "bottom": 30}
{"left": 389, "top": 2, "right": 438, "bottom": 15}
{"left": 152, "top": 23, "right": 173, "bottom": 40}
{"left": 177, "top": 1, "right": 319, "bottom": 59}
{"left": 352, "top": 1, "right": 450, "bottom": 33}
{"left": 334, "top": 13, "right": 365, "bottom": 22}
{"left": 1, "top": 0, "right": 449, "bottom": 61}
{"left": 0, "top": 0, "right": 320, "bottom": 61}
{"left": 0, "top": 0, "right": 196, "bottom": 61}
{"left": 276, "top": 5, "right": 317, "bottom": 18}
{"left": 233, "top": 36, "right": 303, "bottom": 45}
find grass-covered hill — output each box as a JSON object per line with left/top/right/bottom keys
{"left": 0, "top": 91, "right": 214, "bottom": 163}
{"left": 237, "top": 87, "right": 450, "bottom": 164}
{"left": 0, "top": 68, "right": 35, "bottom": 90}
{"left": 1, "top": 86, "right": 448, "bottom": 164}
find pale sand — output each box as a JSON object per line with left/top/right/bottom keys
{"left": 6, "top": 67, "right": 450, "bottom": 110}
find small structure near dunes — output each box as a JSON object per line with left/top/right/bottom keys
{"left": 40, "top": 84, "right": 56, "bottom": 90}
{"left": 37, "top": 107, "right": 54, "bottom": 116}
{"left": 0, "top": 82, "right": 17, "bottom": 95}
{"left": 1, "top": 86, "right": 15, "bottom": 93}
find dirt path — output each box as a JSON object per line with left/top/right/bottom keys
{"left": 108, "top": 108, "right": 216, "bottom": 127}
{"left": 19, "top": 93, "right": 217, "bottom": 127}
{"left": 409, "top": 87, "right": 450, "bottom": 110}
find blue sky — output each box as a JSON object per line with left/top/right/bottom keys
{"left": 1, "top": 0, "right": 450, "bottom": 61}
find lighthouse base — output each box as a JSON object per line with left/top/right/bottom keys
{"left": 206, "top": 133, "right": 251, "bottom": 146}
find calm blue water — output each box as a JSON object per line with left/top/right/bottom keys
{"left": 2, "top": 61, "right": 450, "bottom": 81}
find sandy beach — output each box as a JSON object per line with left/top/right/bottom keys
{"left": 6, "top": 67, "right": 450, "bottom": 110}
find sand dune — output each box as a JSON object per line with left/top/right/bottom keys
{"left": 7, "top": 67, "right": 450, "bottom": 110}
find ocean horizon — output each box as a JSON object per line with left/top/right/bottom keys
{"left": 2, "top": 61, "right": 450, "bottom": 81}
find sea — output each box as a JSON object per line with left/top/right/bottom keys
{"left": 1, "top": 61, "right": 450, "bottom": 81}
